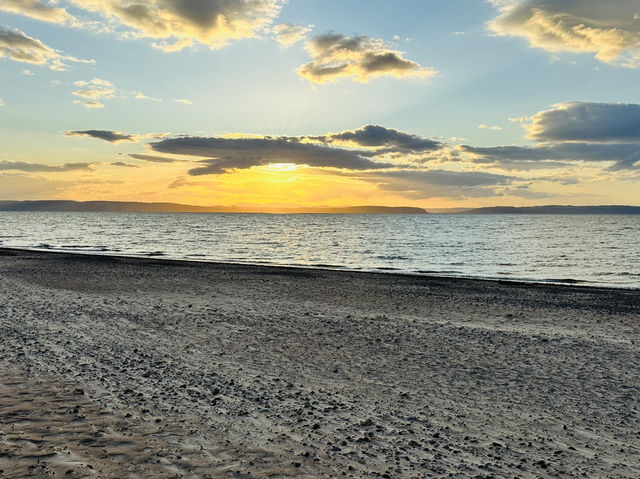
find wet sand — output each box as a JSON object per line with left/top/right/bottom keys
{"left": 0, "top": 248, "right": 639, "bottom": 478}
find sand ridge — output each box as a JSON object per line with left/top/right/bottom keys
{"left": 1, "top": 248, "right": 639, "bottom": 478}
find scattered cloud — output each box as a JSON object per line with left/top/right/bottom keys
{"left": 111, "top": 161, "right": 140, "bottom": 168}
{"left": 66, "top": 129, "right": 138, "bottom": 143}
{"left": 273, "top": 23, "right": 313, "bottom": 47}
{"left": 478, "top": 124, "right": 502, "bottom": 130}
{"left": 173, "top": 98, "right": 193, "bottom": 105}
{"left": 66, "top": 129, "right": 169, "bottom": 143}
{"left": 0, "top": 98, "right": 3, "bottom": 107}
{"left": 72, "top": 78, "right": 115, "bottom": 108}
{"left": 21, "top": 68, "right": 34, "bottom": 75}
{"left": 0, "top": 26, "right": 93, "bottom": 71}
{"left": 298, "top": 33, "right": 436, "bottom": 84}
{"left": 129, "top": 153, "right": 186, "bottom": 163}
{"left": 0, "top": 0, "right": 75, "bottom": 25}
{"left": 489, "top": 0, "right": 640, "bottom": 68}
{"left": 0, "top": 160, "right": 92, "bottom": 172}
{"left": 133, "top": 91, "right": 161, "bottom": 101}
{"left": 65, "top": 0, "right": 286, "bottom": 51}
{"left": 73, "top": 100, "right": 104, "bottom": 108}
{"left": 525, "top": 102, "right": 640, "bottom": 142}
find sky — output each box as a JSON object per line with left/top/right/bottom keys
{"left": 1, "top": 0, "right": 639, "bottom": 209}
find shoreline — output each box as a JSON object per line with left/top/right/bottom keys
{"left": 1, "top": 248, "right": 639, "bottom": 477}
{"left": 2, "top": 246, "right": 638, "bottom": 292}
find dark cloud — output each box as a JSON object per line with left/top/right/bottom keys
{"left": 316, "top": 125, "right": 443, "bottom": 152}
{"left": 111, "top": 161, "right": 140, "bottom": 168}
{"left": 489, "top": 0, "right": 640, "bottom": 68}
{"left": 0, "top": 160, "right": 92, "bottom": 172}
{"left": 345, "top": 169, "right": 515, "bottom": 199}
{"left": 462, "top": 143, "right": 640, "bottom": 170}
{"left": 150, "top": 136, "right": 395, "bottom": 175}
{"left": 66, "top": 129, "right": 138, "bottom": 143}
{"left": 526, "top": 102, "right": 640, "bottom": 142}
{"left": 298, "top": 33, "right": 436, "bottom": 83}
{"left": 129, "top": 153, "right": 187, "bottom": 163}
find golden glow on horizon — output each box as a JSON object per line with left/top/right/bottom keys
{"left": 2, "top": 158, "right": 637, "bottom": 211}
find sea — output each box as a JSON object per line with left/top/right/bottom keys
{"left": 0, "top": 212, "right": 638, "bottom": 289}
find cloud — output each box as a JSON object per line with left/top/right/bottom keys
{"left": 0, "top": 0, "right": 75, "bottom": 24}
{"left": 67, "top": 129, "right": 170, "bottom": 143}
{"left": 273, "top": 23, "right": 313, "bottom": 47}
{"left": 66, "top": 129, "right": 139, "bottom": 143}
{"left": 72, "top": 78, "right": 116, "bottom": 108}
{"left": 489, "top": 0, "right": 640, "bottom": 68}
{"left": 462, "top": 142, "right": 640, "bottom": 170}
{"left": 298, "top": 33, "right": 437, "bottom": 84}
{"left": 0, "top": 26, "right": 92, "bottom": 71}
{"left": 73, "top": 100, "right": 104, "bottom": 108}
{"left": 314, "top": 124, "right": 444, "bottom": 153}
{"left": 345, "top": 169, "right": 515, "bottom": 199}
{"left": 525, "top": 102, "right": 640, "bottom": 142}
{"left": 173, "top": 98, "right": 193, "bottom": 105}
{"left": 66, "top": 0, "right": 285, "bottom": 51}
{"left": 111, "top": 161, "right": 140, "bottom": 168}
{"left": 129, "top": 153, "right": 186, "bottom": 163}
{"left": 0, "top": 173, "right": 74, "bottom": 199}
{"left": 133, "top": 91, "right": 161, "bottom": 101}
{"left": 21, "top": 68, "right": 34, "bottom": 75}
{"left": 478, "top": 124, "right": 502, "bottom": 130}
{"left": 150, "top": 135, "right": 395, "bottom": 175}
{"left": 0, "top": 160, "right": 92, "bottom": 172}
{"left": 0, "top": 98, "right": 3, "bottom": 107}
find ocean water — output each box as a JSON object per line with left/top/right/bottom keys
{"left": 0, "top": 212, "right": 638, "bottom": 288}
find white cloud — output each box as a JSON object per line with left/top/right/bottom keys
{"left": 72, "top": 78, "right": 115, "bottom": 108}
{"left": 479, "top": 124, "right": 502, "bottom": 130}
{"left": 489, "top": 0, "right": 640, "bottom": 68}
{"left": 21, "top": 68, "right": 34, "bottom": 76}
{"left": 133, "top": 91, "right": 161, "bottom": 101}
{"left": 0, "top": 0, "right": 75, "bottom": 24}
{"left": 0, "top": 26, "right": 93, "bottom": 71}
{"left": 272, "top": 23, "right": 313, "bottom": 47}
{"left": 298, "top": 33, "right": 437, "bottom": 84}
{"left": 73, "top": 100, "right": 104, "bottom": 108}
{"left": 66, "top": 0, "right": 286, "bottom": 51}
{"left": 0, "top": 98, "right": 4, "bottom": 107}
{"left": 173, "top": 98, "right": 193, "bottom": 105}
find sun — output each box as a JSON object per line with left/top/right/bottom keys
{"left": 260, "top": 163, "right": 300, "bottom": 172}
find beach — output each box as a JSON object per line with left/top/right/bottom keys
{"left": 0, "top": 248, "right": 639, "bottom": 478}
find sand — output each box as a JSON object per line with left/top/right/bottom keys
{"left": 0, "top": 248, "right": 639, "bottom": 478}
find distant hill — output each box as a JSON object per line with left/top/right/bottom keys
{"left": 463, "top": 205, "right": 640, "bottom": 215}
{"left": 0, "top": 201, "right": 428, "bottom": 214}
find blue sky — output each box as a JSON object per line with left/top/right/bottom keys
{"left": 1, "top": 0, "right": 639, "bottom": 207}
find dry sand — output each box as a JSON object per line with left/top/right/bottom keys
{"left": 0, "top": 248, "right": 639, "bottom": 478}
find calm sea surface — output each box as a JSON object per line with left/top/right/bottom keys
{"left": 0, "top": 212, "right": 638, "bottom": 288}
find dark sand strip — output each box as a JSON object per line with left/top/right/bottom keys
{"left": 1, "top": 248, "right": 639, "bottom": 478}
